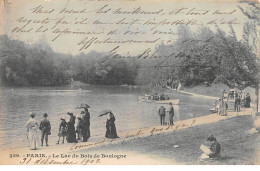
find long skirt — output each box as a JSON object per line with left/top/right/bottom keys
{"left": 67, "top": 125, "right": 77, "bottom": 143}
{"left": 27, "top": 128, "right": 39, "bottom": 149}
{"left": 105, "top": 121, "right": 119, "bottom": 139}
{"left": 82, "top": 125, "right": 90, "bottom": 142}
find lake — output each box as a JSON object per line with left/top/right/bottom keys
{"left": 0, "top": 85, "right": 215, "bottom": 149}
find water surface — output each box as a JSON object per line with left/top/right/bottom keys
{"left": 0, "top": 85, "right": 215, "bottom": 149}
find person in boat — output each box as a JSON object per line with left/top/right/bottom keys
{"left": 57, "top": 117, "right": 67, "bottom": 144}
{"left": 167, "top": 102, "right": 174, "bottom": 126}
{"left": 25, "top": 112, "right": 40, "bottom": 150}
{"left": 99, "top": 111, "right": 119, "bottom": 139}
{"left": 66, "top": 112, "right": 77, "bottom": 143}
{"left": 158, "top": 106, "right": 166, "bottom": 125}
{"left": 245, "top": 93, "right": 251, "bottom": 108}
{"left": 200, "top": 135, "right": 221, "bottom": 160}
{"left": 81, "top": 108, "right": 91, "bottom": 142}
{"left": 39, "top": 113, "right": 51, "bottom": 146}
{"left": 76, "top": 116, "right": 83, "bottom": 141}
{"left": 160, "top": 94, "right": 165, "bottom": 100}
{"left": 153, "top": 93, "right": 159, "bottom": 100}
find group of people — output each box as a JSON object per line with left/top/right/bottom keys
{"left": 158, "top": 102, "right": 174, "bottom": 126}
{"left": 145, "top": 93, "right": 170, "bottom": 101}
{"left": 215, "top": 98, "right": 228, "bottom": 116}
{"left": 215, "top": 90, "right": 251, "bottom": 116}
{"left": 25, "top": 104, "right": 119, "bottom": 150}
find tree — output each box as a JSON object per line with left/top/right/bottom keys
{"left": 236, "top": 0, "right": 260, "bottom": 116}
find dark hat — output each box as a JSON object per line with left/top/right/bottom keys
{"left": 169, "top": 102, "right": 173, "bottom": 105}
{"left": 67, "top": 112, "right": 73, "bottom": 116}
{"left": 43, "top": 113, "right": 48, "bottom": 117}
{"left": 80, "top": 103, "right": 90, "bottom": 109}
{"left": 207, "top": 135, "right": 216, "bottom": 141}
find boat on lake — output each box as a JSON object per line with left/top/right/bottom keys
{"left": 138, "top": 96, "right": 180, "bottom": 105}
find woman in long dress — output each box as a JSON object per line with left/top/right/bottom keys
{"left": 81, "top": 109, "right": 90, "bottom": 142}
{"left": 219, "top": 99, "right": 228, "bottom": 116}
{"left": 66, "top": 112, "right": 77, "bottom": 143}
{"left": 99, "top": 111, "right": 119, "bottom": 139}
{"left": 25, "top": 112, "right": 40, "bottom": 150}
{"left": 105, "top": 113, "right": 119, "bottom": 139}
{"left": 245, "top": 93, "right": 251, "bottom": 108}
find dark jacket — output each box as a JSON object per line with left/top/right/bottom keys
{"left": 168, "top": 106, "right": 174, "bottom": 117}
{"left": 158, "top": 106, "right": 166, "bottom": 116}
{"left": 209, "top": 141, "right": 221, "bottom": 158}
{"left": 39, "top": 119, "right": 51, "bottom": 132}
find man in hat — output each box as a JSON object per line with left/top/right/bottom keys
{"left": 39, "top": 113, "right": 51, "bottom": 146}
{"left": 200, "top": 135, "right": 221, "bottom": 160}
{"left": 167, "top": 102, "right": 174, "bottom": 126}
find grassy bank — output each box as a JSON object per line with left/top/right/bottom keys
{"left": 183, "top": 83, "right": 255, "bottom": 98}
{"left": 147, "top": 83, "right": 256, "bottom": 101}
{"left": 84, "top": 115, "right": 260, "bottom": 165}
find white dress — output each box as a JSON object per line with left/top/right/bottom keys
{"left": 25, "top": 118, "right": 40, "bottom": 149}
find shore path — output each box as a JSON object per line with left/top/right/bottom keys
{"left": 1, "top": 107, "right": 253, "bottom": 156}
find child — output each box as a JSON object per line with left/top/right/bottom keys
{"left": 39, "top": 113, "right": 51, "bottom": 146}
{"left": 57, "top": 118, "right": 67, "bottom": 144}
{"left": 76, "top": 116, "right": 83, "bottom": 141}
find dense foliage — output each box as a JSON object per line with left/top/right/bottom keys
{"left": 136, "top": 25, "right": 260, "bottom": 89}
{"left": 0, "top": 25, "right": 259, "bottom": 88}
{"left": 0, "top": 35, "right": 139, "bottom": 86}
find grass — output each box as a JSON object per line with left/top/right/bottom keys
{"left": 183, "top": 83, "right": 255, "bottom": 98}
{"left": 85, "top": 115, "right": 259, "bottom": 165}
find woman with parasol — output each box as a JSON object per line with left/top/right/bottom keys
{"left": 77, "top": 103, "right": 91, "bottom": 142}
{"left": 66, "top": 112, "right": 78, "bottom": 143}
{"left": 98, "top": 110, "right": 119, "bottom": 139}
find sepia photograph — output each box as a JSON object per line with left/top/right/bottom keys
{"left": 0, "top": 0, "right": 259, "bottom": 165}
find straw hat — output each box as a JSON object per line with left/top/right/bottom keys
{"left": 60, "top": 115, "right": 66, "bottom": 121}
{"left": 29, "top": 112, "right": 36, "bottom": 117}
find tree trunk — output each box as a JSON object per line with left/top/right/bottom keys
{"left": 253, "top": 82, "right": 259, "bottom": 116}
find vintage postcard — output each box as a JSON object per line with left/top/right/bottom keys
{"left": 0, "top": 0, "right": 259, "bottom": 165}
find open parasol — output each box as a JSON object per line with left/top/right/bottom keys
{"left": 98, "top": 110, "right": 111, "bottom": 117}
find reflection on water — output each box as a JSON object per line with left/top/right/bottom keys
{"left": 0, "top": 85, "right": 215, "bottom": 149}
